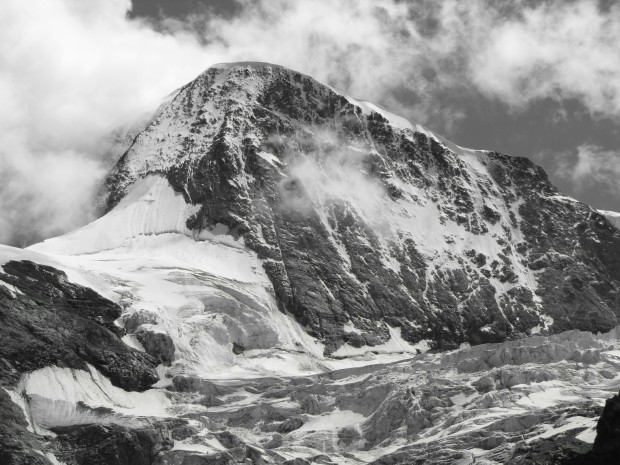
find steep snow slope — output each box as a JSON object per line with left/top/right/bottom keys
{"left": 34, "top": 175, "right": 197, "bottom": 254}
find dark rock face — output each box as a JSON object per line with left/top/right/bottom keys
{"left": 135, "top": 326, "right": 176, "bottom": 365}
{"left": 106, "top": 62, "right": 620, "bottom": 355}
{"left": 0, "top": 388, "right": 50, "bottom": 465}
{"left": 0, "top": 260, "right": 158, "bottom": 391}
{"left": 591, "top": 390, "right": 620, "bottom": 458}
{"left": 554, "top": 390, "right": 620, "bottom": 465}
{"left": 52, "top": 424, "right": 172, "bottom": 465}
{"left": 0, "top": 260, "right": 160, "bottom": 465}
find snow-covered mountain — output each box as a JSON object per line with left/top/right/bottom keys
{"left": 2, "top": 62, "right": 620, "bottom": 464}
{"left": 41, "top": 62, "right": 620, "bottom": 352}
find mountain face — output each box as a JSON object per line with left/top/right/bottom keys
{"left": 102, "top": 62, "right": 620, "bottom": 353}
{"left": 3, "top": 62, "right": 620, "bottom": 465}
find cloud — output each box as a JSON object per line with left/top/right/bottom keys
{"left": 467, "top": 1, "right": 620, "bottom": 117}
{"left": 2, "top": 0, "right": 620, "bottom": 246}
{"left": 166, "top": 0, "right": 471, "bottom": 128}
{"left": 0, "top": 0, "right": 214, "bottom": 246}
{"left": 0, "top": 150, "right": 104, "bottom": 247}
{"left": 284, "top": 136, "right": 387, "bottom": 225}
{"left": 552, "top": 144, "right": 620, "bottom": 196}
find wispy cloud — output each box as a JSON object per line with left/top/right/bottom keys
{"left": 467, "top": 1, "right": 620, "bottom": 117}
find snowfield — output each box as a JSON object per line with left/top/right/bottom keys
{"left": 28, "top": 175, "right": 425, "bottom": 380}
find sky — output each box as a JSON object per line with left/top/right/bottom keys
{"left": 0, "top": 0, "right": 619, "bottom": 246}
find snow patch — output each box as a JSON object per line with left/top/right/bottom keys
{"left": 600, "top": 209, "right": 620, "bottom": 229}
{"left": 298, "top": 409, "right": 365, "bottom": 432}
{"left": 0, "top": 277, "right": 22, "bottom": 297}
{"left": 19, "top": 364, "right": 174, "bottom": 430}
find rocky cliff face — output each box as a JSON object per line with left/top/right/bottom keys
{"left": 105, "top": 62, "right": 620, "bottom": 354}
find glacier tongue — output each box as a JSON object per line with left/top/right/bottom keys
{"left": 8, "top": 316, "right": 620, "bottom": 464}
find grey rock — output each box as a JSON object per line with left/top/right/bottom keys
{"left": 277, "top": 416, "right": 304, "bottom": 433}
{"left": 337, "top": 426, "right": 362, "bottom": 445}
{"left": 263, "top": 433, "right": 283, "bottom": 449}
{"left": 153, "top": 450, "right": 235, "bottom": 465}
{"left": 135, "top": 326, "right": 176, "bottom": 365}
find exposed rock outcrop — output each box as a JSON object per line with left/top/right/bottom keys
{"left": 0, "top": 259, "right": 160, "bottom": 465}
{"left": 0, "top": 260, "right": 158, "bottom": 391}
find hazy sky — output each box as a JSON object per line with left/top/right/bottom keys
{"left": 0, "top": 0, "right": 619, "bottom": 246}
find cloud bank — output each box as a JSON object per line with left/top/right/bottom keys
{"left": 2, "top": 0, "right": 620, "bottom": 246}
{"left": 0, "top": 0, "right": 212, "bottom": 246}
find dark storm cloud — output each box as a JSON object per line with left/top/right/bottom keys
{"left": 1, "top": 0, "right": 619, "bottom": 247}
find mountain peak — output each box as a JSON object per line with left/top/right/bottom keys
{"left": 33, "top": 62, "right": 620, "bottom": 355}
{"left": 207, "top": 60, "right": 296, "bottom": 71}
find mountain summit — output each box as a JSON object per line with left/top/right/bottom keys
{"left": 37, "top": 62, "right": 620, "bottom": 354}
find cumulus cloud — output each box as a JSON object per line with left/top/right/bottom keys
{"left": 2, "top": 0, "right": 620, "bottom": 246}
